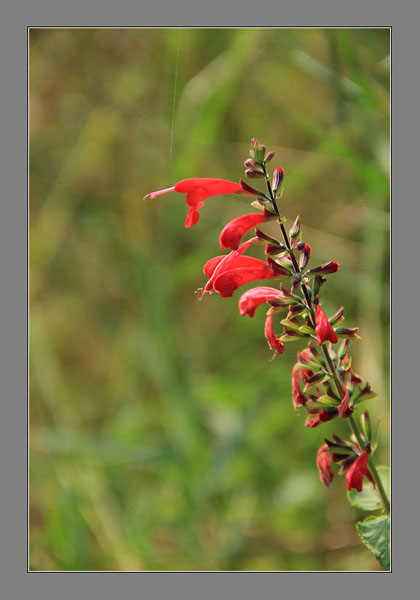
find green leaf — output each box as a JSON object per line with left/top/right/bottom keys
{"left": 348, "top": 466, "right": 390, "bottom": 512}
{"left": 356, "top": 515, "right": 390, "bottom": 571}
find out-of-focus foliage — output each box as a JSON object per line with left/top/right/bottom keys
{"left": 29, "top": 28, "right": 390, "bottom": 571}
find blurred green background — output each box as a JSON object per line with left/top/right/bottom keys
{"left": 29, "top": 28, "right": 390, "bottom": 571}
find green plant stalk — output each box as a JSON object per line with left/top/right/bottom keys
{"left": 262, "top": 165, "right": 390, "bottom": 515}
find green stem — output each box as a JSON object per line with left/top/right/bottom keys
{"left": 261, "top": 164, "right": 390, "bottom": 514}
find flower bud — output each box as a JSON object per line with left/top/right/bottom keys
{"left": 272, "top": 166, "right": 285, "bottom": 192}
{"left": 308, "top": 261, "right": 339, "bottom": 275}
{"left": 255, "top": 227, "right": 282, "bottom": 246}
{"left": 244, "top": 158, "right": 260, "bottom": 169}
{"left": 240, "top": 179, "right": 264, "bottom": 196}
{"left": 264, "top": 150, "right": 276, "bottom": 163}
{"left": 329, "top": 306, "right": 344, "bottom": 326}
{"left": 289, "top": 216, "right": 301, "bottom": 240}
{"left": 299, "top": 243, "right": 311, "bottom": 270}
{"left": 245, "top": 168, "right": 265, "bottom": 179}
{"left": 250, "top": 138, "right": 266, "bottom": 162}
{"left": 335, "top": 327, "right": 360, "bottom": 340}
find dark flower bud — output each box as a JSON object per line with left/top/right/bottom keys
{"left": 244, "top": 158, "right": 260, "bottom": 169}
{"left": 240, "top": 179, "right": 264, "bottom": 196}
{"left": 266, "top": 256, "right": 292, "bottom": 277}
{"left": 265, "top": 243, "right": 285, "bottom": 255}
{"left": 329, "top": 306, "right": 344, "bottom": 326}
{"left": 358, "top": 383, "right": 377, "bottom": 400}
{"left": 307, "top": 340, "right": 319, "bottom": 357}
{"left": 289, "top": 215, "right": 301, "bottom": 240}
{"left": 308, "top": 261, "right": 339, "bottom": 275}
{"left": 299, "top": 243, "right": 311, "bottom": 270}
{"left": 325, "top": 436, "right": 352, "bottom": 450}
{"left": 272, "top": 166, "right": 285, "bottom": 192}
{"left": 335, "top": 327, "right": 360, "bottom": 341}
{"left": 245, "top": 168, "right": 265, "bottom": 179}
{"left": 332, "top": 453, "right": 351, "bottom": 463}
{"left": 255, "top": 227, "right": 282, "bottom": 246}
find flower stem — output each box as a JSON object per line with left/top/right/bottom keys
{"left": 262, "top": 166, "right": 390, "bottom": 514}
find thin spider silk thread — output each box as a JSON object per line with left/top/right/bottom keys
{"left": 169, "top": 30, "right": 181, "bottom": 163}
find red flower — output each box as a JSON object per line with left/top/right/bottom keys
{"left": 264, "top": 313, "right": 284, "bottom": 355}
{"left": 315, "top": 304, "right": 338, "bottom": 346}
{"left": 292, "top": 367, "right": 308, "bottom": 409}
{"left": 345, "top": 450, "right": 375, "bottom": 492}
{"left": 338, "top": 384, "right": 353, "bottom": 418}
{"left": 202, "top": 240, "right": 285, "bottom": 299}
{"left": 305, "top": 410, "right": 337, "bottom": 428}
{"left": 219, "top": 212, "right": 266, "bottom": 250}
{"left": 238, "top": 286, "right": 285, "bottom": 317}
{"left": 144, "top": 178, "right": 253, "bottom": 228}
{"left": 317, "top": 444, "right": 334, "bottom": 487}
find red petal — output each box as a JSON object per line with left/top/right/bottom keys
{"left": 203, "top": 240, "right": 257, "bottom": 294}
{"left": 292, "top": 367, "right": 307, "bottom": 409}
{"left": 317, "top": 444, "right": 334, "bottom": 487}
{"left": 219, "top": 212, "right": 265, "bottom": 250}
{"left": 264, "top": 313, "right": 285, "bottom": 354}
{"left": 315, "top": 304, "right": 338, "bottom": 346}
{"left": 345, "top": 450, "right": 369, "bottom": 492}
{"left": 203, "top": 255, "right": 226, "bottom": 278}
{"left": 174, "top": 178, "right": 247, "bottom": 228}
{"left": 213, "top": 264, "right": 280, "bottom": 297}
{"left": 238, "top": 286, "right": 283, "bottom": 317}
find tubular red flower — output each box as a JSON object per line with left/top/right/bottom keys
{"left": 144, "top": 178, "right": 254, "bottom": 228}
{"left": 202, "top": 240, "right": 285, "bottom": 298}
{"left": 219, "top": 212, "right": 266, "bottom": 250}
{"left": 317, "top": 444, "right": 334, "bottom": 487}
{"left": 214, "top": 263, "right": 281, "bottom": 298}
{"left": 292, "top": 367, "right": 308, "bottom": 409}
{"left": 345, "top": 450, "right": 370, "bottom": 492}
{"left": 238, "top": 286, "right": 285, "bottom": 318}
{"left": 315, "top": 304, "right": 338, "bottom": 346}
{"left": 264, "top": 313, "right": 285, "bottom": 355}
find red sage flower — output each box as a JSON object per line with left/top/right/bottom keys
{"left": 345, "top": 450, "right": 375, "bottom": 492}
{"left": 219, "top": 212, "right": 268, "bottom": 251}
{"left": 144, "top": 178, "right": 255, "bottom": 228}
{"left": 202, "top": 241, "right": 286, "bottom": 299}
{"left": 317, "top": 443, "right": 334, "bottom": 487}
{"left": 238, "top": 286, "right": 287, "bottom": 317}
{"left": 315, "top": 304, "right": 338, "bottom": 346}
